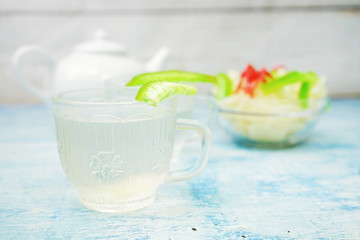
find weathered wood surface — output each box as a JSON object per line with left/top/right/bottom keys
{"left": 1, "top": 0, "right": 360, "bottom": 11}
{"left": 0, "top": 100, "right": 360, "bottom": 239}
{"left": 0, "top": 1, "right": 360, "bottom": 103}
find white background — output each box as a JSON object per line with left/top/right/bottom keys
{"left": 1, "top": 0, "right": 360, "bottom": 103}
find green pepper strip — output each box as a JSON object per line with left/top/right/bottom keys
{"left": 127, "top": 70, "right": 233, "bottom": 100}
{"left": 135, "top": 81, "right": 197, "bottom": 107}
{"left": 299, "top": 81, "right": 311, "bottom": 108}
{"left": 215, "top": 72, "right": 233, "bottom": 99}
{"left": 261, "top": 71, "right": 318, "bottom": 108}
{"left": 126, "top": 70, "right": 217, "bottom": 86}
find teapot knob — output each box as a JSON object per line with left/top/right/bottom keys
{"left": 76, "top": 29, "right": 126, "bottom": 54}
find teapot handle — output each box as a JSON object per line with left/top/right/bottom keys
{"left": 12, "top": 45, "right": 55, "bottom": 100}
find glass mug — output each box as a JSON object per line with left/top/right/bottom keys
{"left": 104, "top": 76, "right": 195, "bottom": 163}
{"left": 51, "top": 88, "right": 211, "bottom": 213}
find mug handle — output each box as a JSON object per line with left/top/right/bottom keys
{"left": 165, "top": 118, "right": 211, "bottom": 182}
{"left": 11, "top": 45, "right": 55, "bottom": 100}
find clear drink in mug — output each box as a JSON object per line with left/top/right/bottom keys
{"left": 52, "top": 88, "right": 210, "bottom": 213}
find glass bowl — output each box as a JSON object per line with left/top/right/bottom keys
{"left": 216, "top": 98, "right": 329, "bottom": 148}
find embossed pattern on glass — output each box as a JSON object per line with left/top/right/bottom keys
{"left": 55, "top": 107, "right": 175, "bottom": 211}
{"left": 52, "top": 88, "right": 210, "bottom": 213}
{"left": 90, "top": 152, "right": 124, "bottom": 183}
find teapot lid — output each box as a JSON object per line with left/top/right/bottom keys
{"left": 75, "top": 29, "right": 126, "bottom": 54}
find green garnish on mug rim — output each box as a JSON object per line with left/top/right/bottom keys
{"left": 127, "top": 70, "right": 232, "bottom": 106}
{"left": 135, "top": 81, "right": 197, "bottom": 107}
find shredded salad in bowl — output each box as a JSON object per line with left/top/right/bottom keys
{"left": 216, "top": 64, "right": 329, "bottom": 147}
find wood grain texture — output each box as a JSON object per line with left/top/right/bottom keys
{"left": 0, "top": 100, "right": 360, "bottom": 239}
{"left": 1, "top": 0, "right": 360, "bottom": 11}
{"left": 0, "top": 1, "right": 360, "bottom": 103}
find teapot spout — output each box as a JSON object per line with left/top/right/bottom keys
{"left": 145, "top": 47, "right": 170, "bottom": 72}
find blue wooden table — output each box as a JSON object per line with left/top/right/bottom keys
{"left": 1, "top": 100, "right": 360, "bottom": 239}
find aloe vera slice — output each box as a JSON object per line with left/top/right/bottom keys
{"left": 135, "top": 81, "right": 197, "bottom": 106}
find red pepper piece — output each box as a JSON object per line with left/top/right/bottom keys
{"left": 235, "top": 65, "right": 272, "bottom": 97}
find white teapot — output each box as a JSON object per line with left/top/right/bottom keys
{"left": 12, "top": 30, "right": 169, "bottom": 100}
